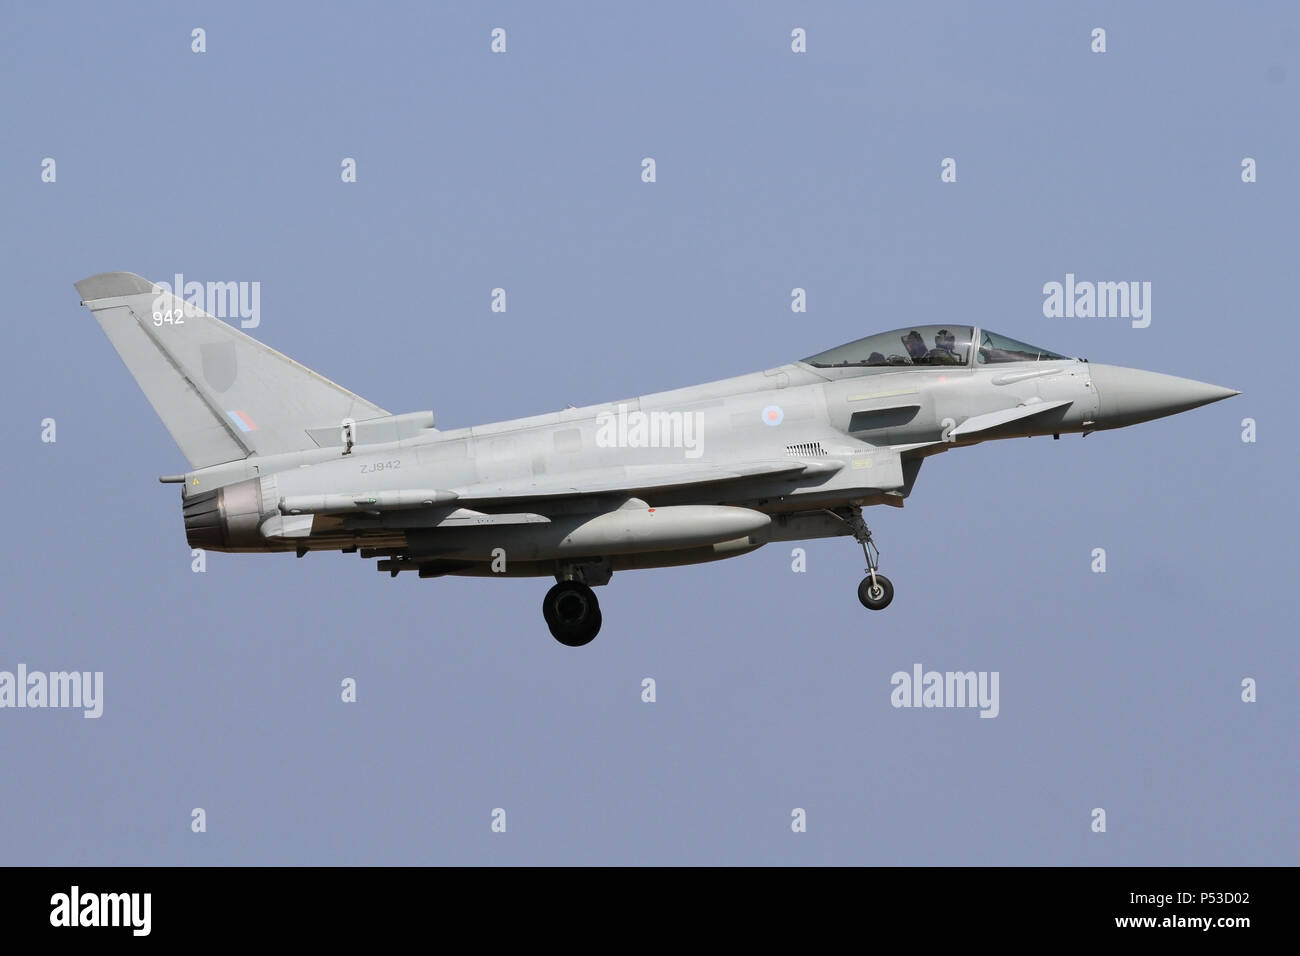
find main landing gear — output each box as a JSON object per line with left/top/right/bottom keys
{"left": 830, "top": 506, "right": 895, "bottom": 611}
{"left": 543, "top": 578, "right": 603, "bottom": 646}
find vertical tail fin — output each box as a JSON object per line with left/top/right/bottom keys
{"left": 76, "top": 272, "right": 388, "bottom": 469}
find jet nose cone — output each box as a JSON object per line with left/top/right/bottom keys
{"left": 1089, "top": 364, "right": 1240, "bottom": 429}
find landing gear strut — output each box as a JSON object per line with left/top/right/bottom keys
{"left": 543, "top": 580, "right": 603, "bottom": 646}
{"left": 830, "top": 506, "right": 895, "bottom": 611}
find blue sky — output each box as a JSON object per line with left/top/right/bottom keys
{"left": 0, "top": 1, "right": 1294, "bottom": 864}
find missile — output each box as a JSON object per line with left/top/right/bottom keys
{"left": 279, "top": 489, "right": 459, "bottom": 514}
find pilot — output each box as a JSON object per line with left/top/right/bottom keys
{"left": 925, "top": 328, "right": 963, "bottom": 365}
{"left": 902, "top": 330, "right": 928, "bottom": 361}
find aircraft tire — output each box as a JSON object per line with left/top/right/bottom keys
{"left": 858, "top": 574, "right": 894, "bottom": 611}
{"left": 544, "top": 582, "right": 602, "bottom": 646}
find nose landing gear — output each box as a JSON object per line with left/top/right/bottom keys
{"left": 830, "top": 506, "right": 895, "bottom": 611}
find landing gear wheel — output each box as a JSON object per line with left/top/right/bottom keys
{"left": 543, "top": 581, "right": 603, "bottom": 646}
{"left": 858, "top": 574, "right": 894, "bottom": 611}
{"left": 824, "top": 505, "right": 897, "bottom": 612}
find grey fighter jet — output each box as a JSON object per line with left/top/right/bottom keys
{"left": 77, "top": 272, "right": 1239, "bottom": 646}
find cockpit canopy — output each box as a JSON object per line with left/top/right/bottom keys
{"left": 802, "top": 325, "right": 973, "bottom": 368}
{"left": 801, "top": 325, "right": 1067, "bottom": 369}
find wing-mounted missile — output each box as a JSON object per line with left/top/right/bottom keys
{"left": 426, "top": 509, "right": 550, "bottom": 527}
{"left": 272, "top": 507, "right": 554, "bottom": 540}
{"left": 261, "top": 488, "right": 465, "bottom": 541}
{"left": 278, "top": 489, "right": 459, "bottom": 514}
{"left": 259, "top": 502, "right": 551, "bottom": 542}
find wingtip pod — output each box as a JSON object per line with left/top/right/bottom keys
{"left": 74, "top": 272, "right": 157, "bottom": 302}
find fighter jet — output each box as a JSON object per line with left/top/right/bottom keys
{"left": 77, "top": 272, "right": 1239, "bottom": 646}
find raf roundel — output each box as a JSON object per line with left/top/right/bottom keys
{"left": 761, "top": 405, "right": 784, "bottom": 427}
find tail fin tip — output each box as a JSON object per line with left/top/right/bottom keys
{"left": 75, "top": 272, "right": 156, "bottom": 302}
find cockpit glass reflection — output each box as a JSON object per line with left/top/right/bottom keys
{"left": 975, "top": 330, "right": 1068, "bottom": 364}
{"left": 802, "top": 325, "right": 973, "bottom": 368}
